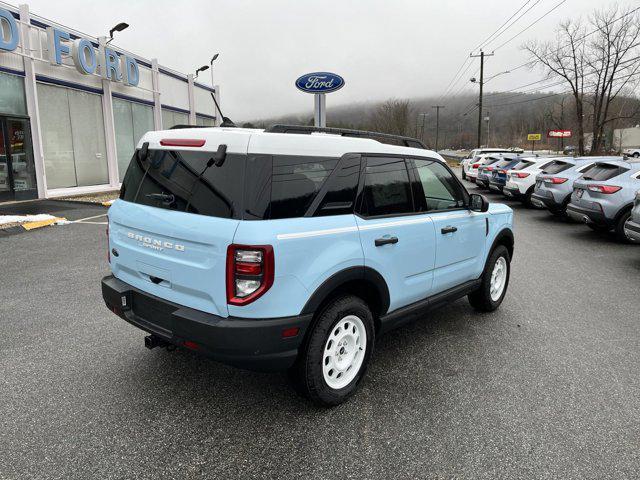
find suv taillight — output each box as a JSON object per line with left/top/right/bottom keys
{"left": 472, "top": 163, "right": 480, "bottom": 168}
{"left": 587, "top": 185, "right": 621, "bottom": 194}
{"left": 546, "top": 177, "right": 568, "bottom": 184}
{"left": 226, "top": 244, "right": 274, "bottom": 306}
{"left": 514, "top": 172, "right": 530, "bottom": 178}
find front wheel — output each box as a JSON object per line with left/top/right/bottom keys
{"left": 290, "top": 295, "right": 374, "bottom": 406}
{"left": 468, "top": 245, "right": 511, "bottom": 312}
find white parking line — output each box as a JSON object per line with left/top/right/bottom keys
{"left": 72, "top": 213, "right": 107, "bottom": 223}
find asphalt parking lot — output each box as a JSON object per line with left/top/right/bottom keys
{"left": 1, "top": 188, "right": 639, "bottom": 480}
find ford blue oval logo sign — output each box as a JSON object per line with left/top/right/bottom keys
{"left": 295, "top": 72, "right": 345, "bottom": 94}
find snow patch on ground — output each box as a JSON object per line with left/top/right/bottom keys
{"left": 0, "top": 214, "right": 59, "bottom": 225}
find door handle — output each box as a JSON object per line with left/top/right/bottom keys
{"left": 375, "top": 236, "right": 398, "bottom": 247}
{"left": 441, "top": 226, "right": 458, "bottom": 234}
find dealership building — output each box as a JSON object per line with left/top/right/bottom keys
{"left": 0, "top": 2, "right": 219, "bottom": 202}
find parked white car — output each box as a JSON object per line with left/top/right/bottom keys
{"left": 461, "top": 148, "right": 520, "bottom": 181}
{"left": 623, "top": 148, "right": 640, "bottom": 158}
{"left": 503, "top": 156, "right": 564, "bottom": 207}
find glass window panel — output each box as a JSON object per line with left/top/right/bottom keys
{"left": 113, "top": 98, "right": 134, "bottom": 182}
{"left": 162, "top": 109, "right": 188, "bottom": 128}
{"left": 38, "top": 84, "right": 77, "bottom": 188}
{"left": 68, "top": 89, "right": 109, "bottom": 186}
{"left": 0, "top": 71, "right": 27, "bottom": 116}
{"left": 196, "top": 116, "right": 215, "bottom": 127}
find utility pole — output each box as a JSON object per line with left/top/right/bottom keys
{"left": 431, "top": 105, "right": 445, "bottom": 151}
{"left": 417, "top": 113, "right": 428, "bottom": 144}
{"left": 470, "top": 50, "right": 494, "bottom": 148}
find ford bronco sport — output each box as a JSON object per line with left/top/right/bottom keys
{"left": 102, "top": 125, "right": 514, "bottom": 406}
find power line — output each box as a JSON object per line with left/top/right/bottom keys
{"left": 478, "top": 0, "right": 543, "bottom": 52}
{"left": 493, "top": 0, "right": 568, "bottom": 51}
{"left": 473, "top": 0, "right": 536, "bottom": 51}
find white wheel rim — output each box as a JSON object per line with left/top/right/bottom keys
{"left": 322, "top": 315, "right": 367, "bottom": 390}
{"left": 490, "top": 256, "right": 508, "bottom": 301}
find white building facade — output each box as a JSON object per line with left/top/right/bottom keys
{"left": 0, "top": 2, "right": 219, "bottom": 201}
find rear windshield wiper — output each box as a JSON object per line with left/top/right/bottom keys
{"left": 146, "top": 193, "right": 175, "bottom": 204}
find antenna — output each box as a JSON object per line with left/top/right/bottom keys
{"left": 210, "top": 92, "right": 236, "bottom": 127}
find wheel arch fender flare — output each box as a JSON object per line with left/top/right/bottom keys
{"left": 614, "top": 202, "right": 634, "bottom": 224}
{"left": 489, "top": 227, "right": 514, "bottom": 262}
{"left": 300, "top": 266, "right": 390, "bottom": 317}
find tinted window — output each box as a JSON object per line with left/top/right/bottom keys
{"left": 413, "top": 159, "right": 466, "bottom": 211}
{"left": 582, "top": 163, "right": 628, "bottom": 181}
{"left": 120, "top": 149, "right": 245, "bottom": 219}
{"left": 315, "top": 155, "right": 360, "bottom": 216}
{"left": 494, "top": 158, "right": 520, "bottom": 168}
{"left": 270, "top": 155, "right": 338, "bottom": 219}
{"left": 542, "top": 161, "right": 573, "bottom": 174}
{"left": 360, "top": 157, "right": 413, "bottom": 217}
{"left": 512, "top": 160, "right": 535, "bottom": 170}
{"left": 243, "top": 154, "right": 273, "bottom": 220}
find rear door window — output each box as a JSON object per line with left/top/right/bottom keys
{"left": 120, "top": 149, "right": 245, "bottom": 219}
{"left": 359, "top": 157, "right": 413, "bottom": 217}
{"left": 581, "top": 163, "right": 628, "bottom": 181}
{"left": 314, "top": 155, "right": 361, "bottom": 216}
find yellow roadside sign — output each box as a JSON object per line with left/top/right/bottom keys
{"left": 527, "top": 133, "right": 542, "bottom": 141}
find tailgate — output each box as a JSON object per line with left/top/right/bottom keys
{"left": 109, "top": 200, "right": 238, "bottom": 317}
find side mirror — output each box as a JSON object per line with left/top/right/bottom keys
{"left": 137, "top": 141, "right": 149, "bottom": 161}
{"left": 469, "top": 193, "right": 489, "bottom": 212}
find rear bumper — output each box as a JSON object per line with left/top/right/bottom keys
{"left": 476, "top": 177, "right": 490, "bottom": 188}
{"left": 488, "top": 180, "right": 504, "bottom": 192}
{"left": 566, "top": 203, "right": 609, "bottom": 227}
{"left": 503, "top": 186, "right": 521, "bottom": 198}
{"left": 531, "top": 192, "right": 563, "bottom": 210}
{"left": 624, "top": 220, "right": 640, "bottom": 242}
{"left": 102, "top": 275, "right": 312, "bottom": 372}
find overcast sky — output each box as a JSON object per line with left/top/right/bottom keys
{"left": 22, "top": 0, "right": 610, "bottom": 121}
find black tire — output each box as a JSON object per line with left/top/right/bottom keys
{"left": 523, "top": 188, "right": 536, "bottom": 208}
{"left": 462, "top": 170, "right": 467, "bottom": 180}
{"left": 633, "top": 152, "right": 639, "bottom": 158}
{"left": 468, "top": 245, "right": 510, "bottom": 312}
{"left": 614, "top": 209, "right": 635, "bottom": 243}
{"left": 289, "top": 295, "right": 374, "bottom": 407}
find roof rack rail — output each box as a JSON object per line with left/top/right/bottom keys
{"left": 169, "top": 124, "right": 210, "bottom": 130}
{"left": 265, "top": 124, "right": 427, "bottom": 149}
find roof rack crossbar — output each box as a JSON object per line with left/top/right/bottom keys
{"left": 169, "top": 124, "right": 211, "bottom": 130}
{"left": 265, "top": 124, "right": 427, "bottom": 149}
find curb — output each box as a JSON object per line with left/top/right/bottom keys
{"left": 0, "top": 217, "right": 67, "bottom": 235}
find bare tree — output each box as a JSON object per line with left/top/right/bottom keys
{"left": 525, "top": 5, "right": 640, "bottom": 155}
{"left": 367, "top": 99, "right": 412, "bottom": 137}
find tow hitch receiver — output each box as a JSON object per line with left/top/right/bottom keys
{"left": 145, "top": 334, "right": 171, "bottom": 350}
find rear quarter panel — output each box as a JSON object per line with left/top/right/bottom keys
{"left": 230, "top": 215, "right": 363, "bottom": 319}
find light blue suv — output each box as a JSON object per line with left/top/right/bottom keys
{"left": 102, "top": 125, "right": 515, "bottom": 405}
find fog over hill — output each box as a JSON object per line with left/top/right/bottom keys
{"left": 244, "top": 91, "right": 640, "bottom": 150}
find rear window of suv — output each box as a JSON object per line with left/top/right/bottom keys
{"left": 581, "top": 163, "right": 628, "bottom": 181}
{"left": 120, "top": 149, "right": 245, "bottom": 219}
{"left": 512, "top": 160, "right": 535, "bottom": 170}
{"left": 542, "top": 161, "right": 573, "bottom": 174}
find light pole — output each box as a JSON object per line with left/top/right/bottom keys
{"left": 106, "top": 22, "right": 128, "bottom": 44}
{"left": 195, "top": 65, "right": 209, "bottom": 79}
{"left": 210, "top": 53, "right": 220, "bottom": 125}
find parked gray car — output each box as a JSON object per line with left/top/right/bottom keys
{"left": 532, "top": 157, "right": 620, "bottom": 216}
{"left": 624, "top": 190, "right": 640, "bottom": 242}
{"left": 567, "top": 158, "right": 640, "bottom": 242}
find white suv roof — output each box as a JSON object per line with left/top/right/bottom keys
{"left": 139, "top": 127, "right": 445, "bottom": 162}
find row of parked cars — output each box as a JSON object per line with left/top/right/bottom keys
{"left": 460, "top": 148, "right": 640, "bottom": 243}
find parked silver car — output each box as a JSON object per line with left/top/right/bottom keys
{"left": 624, "top": 190, "right": 640, "bottom": 242}
{"left": 567, "top": 159, "right": 640, "bottom": 242}
{"left": 532, "top": 157, "right": 620, "bottom": 216}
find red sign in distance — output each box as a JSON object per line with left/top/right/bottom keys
{"left": 548, "top": 130, "right": 572, "bottom": 138}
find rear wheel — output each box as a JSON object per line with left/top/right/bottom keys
{"left": 289, "top": 295, "right": 374, "bottom": 406}
{"left": 633, "top": 152, "right": 639, "bottom": 158}
{"left": 523, "top": 188, "right": 537, "bottom": 208}
{"left": 462, "top": 170, "right": 467, "bottom": 180}
{"left": 615, "top": 209, "right": 635, "bottom": 243}
{"left": 468, "top": 245, "right": 510, "bottom": 312}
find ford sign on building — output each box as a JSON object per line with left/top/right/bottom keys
{"left": 0, "top": 2, "right": 219, "bottom": 202}
{"left": 295, "top": 72, "right": 345, "bottom": 94}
